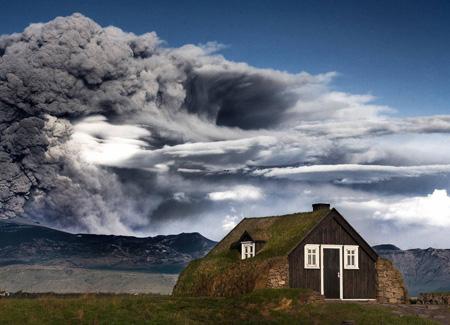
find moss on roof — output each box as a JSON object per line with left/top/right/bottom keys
{"left": 209, "top": 209, "right": 329, "bottom": 258}
{"left": 173, "top": 209, "right": 330, "bottom": 297}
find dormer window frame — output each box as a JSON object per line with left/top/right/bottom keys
{"left": 241, "top": 241, "right": 256, "bottom": 260}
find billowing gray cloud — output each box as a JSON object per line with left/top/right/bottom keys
{"left": 1, "top": 14, "right": 450, "bottom": 246}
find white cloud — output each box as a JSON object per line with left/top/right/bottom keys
{"left": 173, "top": 192, "right": 189, "bottom": 202}
{"left": 71, "top": 115, "right": 150, "bottom": 166}
{"left": 177, "top": 168, "right": 204, "bottom": 173}
{"left": 294, "top": 116, "right": 450, "bottom": 139}
{"left": 161, "top": 136, "right": 277, "bottom": 157}
{"left": 208, "top": 185, "right": 263, "bottom": 201}
{"left": 343, "top": 189, "right": 450, "bottom": 227}
{"left": 70, "top": 132, "right": 147, "bottom": 166}
{"left": 254, "top": 164, "right": 450, "bottom": 184}
{"left": 222, "top": 215, "right": 239, "bottom": 231}
{"left": 74, "top": 115, "right": 150, "bottom": 139}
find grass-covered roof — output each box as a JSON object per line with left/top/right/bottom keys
{"left": 173, "top": 209, "right": 331, "bottom": 297}
{"left": 209, "top": 209, "right": 330, "bottom": 258}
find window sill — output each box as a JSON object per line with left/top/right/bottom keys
{"left": 304, "top": 266, "right": 320, "bottom": 269}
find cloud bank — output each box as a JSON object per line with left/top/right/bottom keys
{"left": 208, "top": 185, "right": 263, "bottom": 201}
{"left": 342, "top": 189, "right": 450, "bottom": 227}
{"left": 1, "top": 14, "right": 450, "bottom": 247}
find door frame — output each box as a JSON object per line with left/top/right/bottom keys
{"left": 320, "top": 244, "right": 343, "bottom": 300}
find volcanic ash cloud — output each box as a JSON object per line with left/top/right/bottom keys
{"left": 2, "top": 14, "right": 450, "bottom": 240}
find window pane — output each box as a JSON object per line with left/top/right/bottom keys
{"left": 312, "top": 254, "right": 316, "bottom": 265}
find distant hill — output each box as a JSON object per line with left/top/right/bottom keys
{"left": 372, "top": 244, "right": 401, "bottom": 251}
{"left": 0, "top": 220, "right": 216, "bottom": 273}
{"left": 374, "top": 244, "right": 450, "bottom": 296}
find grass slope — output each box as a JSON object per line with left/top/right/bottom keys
{"left": 0, "top": 289, "right": 437, "bottom": 324}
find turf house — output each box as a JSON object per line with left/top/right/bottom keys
{"left": 174, "top": 204, "right": 407, "bottom": 303}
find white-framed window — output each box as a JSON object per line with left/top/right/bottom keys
{"left": 304, "top": 244, "right": 320, "bottom": 269}
{"left": 241, "top": 241, "right": 255, "bottom": 260}
{"left": 344, "top": 245, "right": 359, "bottom": 269}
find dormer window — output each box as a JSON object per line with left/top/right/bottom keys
{"left": 241, "top": 241, "right": 255, "bottom": 259}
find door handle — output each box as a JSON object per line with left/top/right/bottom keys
{"left": 337, "top": 272, "right": 340, "bottom": 278}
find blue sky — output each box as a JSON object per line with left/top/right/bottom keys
{"left": 1, "top": 0, "right": 449, "bottom": 117}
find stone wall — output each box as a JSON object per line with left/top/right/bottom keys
{"left": 417, "top": 293, "right": 450, "bottom": 305}
{"left": 266, "top": 258, "right": 289, "bottom": 288}
{"left": 376, "top": 258, "right": 408, "bottom": 304}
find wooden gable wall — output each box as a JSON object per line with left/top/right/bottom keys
{"left": 288, "top": 210, "right": 377, "bottom": 299}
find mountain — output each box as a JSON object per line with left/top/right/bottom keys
{"left": 374, "top": 244, "right": 450, "bottom": 296}
{"left": 2, "top": 221, "right": 448, "bottom": 296}
{"left": 0, "top": 219, "right": 216, "bottom": 274}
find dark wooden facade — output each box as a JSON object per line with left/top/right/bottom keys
{"left": 288, "top": 209, "right": 378, "bottom": 299}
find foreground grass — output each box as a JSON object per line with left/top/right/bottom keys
{"left": 0, "top": 289, "right": 438, "bottom": 324}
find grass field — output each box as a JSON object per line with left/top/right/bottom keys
{"left": 0, "top": 289, "right": 438, "bottom": 324}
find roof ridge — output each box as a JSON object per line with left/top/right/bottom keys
{"left": 244, "top": 210, "right": 316, "bottom": 220}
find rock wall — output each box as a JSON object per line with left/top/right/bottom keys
{"left": 266, "top": 258, "right": 289, "bottom": 288}
{"left": 375, "top": 246, "right": 450, "bottom": 296}
{"left": 417, "top": 293, "right": 450, "bottom": 305}
{"left": 376, "top": 258, "right": 408, "bottom": 304}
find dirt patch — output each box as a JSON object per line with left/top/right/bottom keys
{"left": 273, "top": 297, "right": 293, "bottom": 311}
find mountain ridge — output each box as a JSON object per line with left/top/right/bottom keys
{"left": 374, "top": 244, "right": 450, "bottom": 296}
{"left": 0, "top": 219, "right": 216, "bottom": 273}
{"left": 2, "top": 219, "right": 449, "bottom": 296}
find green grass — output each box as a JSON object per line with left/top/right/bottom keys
{"left": 258, "top": 212, "right": 322, "bottom": 258}
{"left": 209, "top": 210, "right": 327, "bottom": 258}
{"left": 0, "top": 290, "right": 438, "bottom": 325}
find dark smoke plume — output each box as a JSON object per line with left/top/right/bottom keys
{"left": 0, "top": 14, "right": 308, "bottom": 233}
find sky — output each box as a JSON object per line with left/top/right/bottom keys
{"left": 1, "top": 1, "right": 450, "bottom": 249}
{"left": 1, "top": 0, "right": 450, "bottom": 116}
